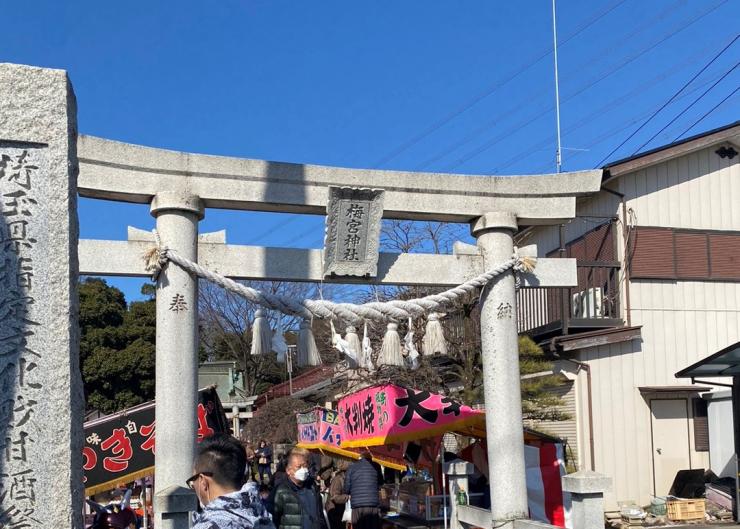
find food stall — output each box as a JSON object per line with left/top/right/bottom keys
{"left": 337, "top": 384, "right": 569, "bottom": 528}
{"left": 295, "top": 406, "right": 406, "bottom": 470}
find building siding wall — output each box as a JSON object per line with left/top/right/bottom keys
{"left": 525, "top": 380, "right": 579, "bottom": 466}
{"left": 520, "top": 144, "right": 740, "bottom": 508}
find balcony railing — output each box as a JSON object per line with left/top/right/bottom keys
{"left": 517, "top": 261, "right": 622, "bottom": 337}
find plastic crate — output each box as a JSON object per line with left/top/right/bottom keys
{"left": 666, "top": 498, "right": 705, "bottom": 521}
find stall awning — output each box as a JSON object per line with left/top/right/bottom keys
{"left": 337, "top": 384, "right": 485, "bottom": 448}
{"left": 676, "top": 341, "right": 740, "bottom": 378}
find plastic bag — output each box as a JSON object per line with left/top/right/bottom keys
{"left": 342, "top": 498, "right": 352, "bottom": 523}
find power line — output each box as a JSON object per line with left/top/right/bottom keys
{"left": 595, "top": 32, "right": 738, "bottom": 165}
{"left": 370, "top": 0, "right": 629, "bottom": 168}
{"left": 444, "top": 0, "right": 727, "bottom": 172}
{"left": 672, "top": 84, "right": 740, "bottom": 141}
{"left": 531, "top": 68, "right": 732, "bottom": 172}
{"left": 415, "top": 0, "right": 688, "bottom": 171}
{"left": 494, "top": 48, "right": 730, "bottom": 173}
{"left": 630, "top": 60, "right": 739, "bottom": 154}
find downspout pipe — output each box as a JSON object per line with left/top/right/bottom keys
{"left": 551, "top": 340, "right": 596, "bottom": 472}
{"left": 601, "top": 185, "right": 631, "bottom": 327}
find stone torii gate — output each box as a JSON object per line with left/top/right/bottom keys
{"left": 0, "top": 64, "right": 602, "bottom": 528}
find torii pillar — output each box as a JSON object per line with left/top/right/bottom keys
{"left": 151, "top": 191, "right": 203, "bottom": 527}
{"left": 473, "top": 212, "right": 528, "bottom": 525}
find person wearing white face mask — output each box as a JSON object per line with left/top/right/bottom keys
{"left": 270, "top": 449, "right": 328, "bottom": 529}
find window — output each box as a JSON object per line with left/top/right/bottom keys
{"left": 692, "top": 398, "right": 709, "bottom": 452}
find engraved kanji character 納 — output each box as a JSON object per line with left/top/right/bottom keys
{"left": 345, "top": 203, "right": 365, "bottom": 220}
{"left": 496, "top": 302, "right": 513, "bottom": 319}
{"left": 100, "top": 428, "right": 133, "bottom": 472}
{"left": 395, "top": 388, "right": 438, "bottom": 426}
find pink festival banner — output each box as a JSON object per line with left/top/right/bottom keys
{"left": 337, "top": 384, "right": 485, "bottom": 448}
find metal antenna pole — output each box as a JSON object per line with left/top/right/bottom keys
{"left": 552, "top": 0, "right": 563, "bottom": 173}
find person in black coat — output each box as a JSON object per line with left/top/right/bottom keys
{"left": 255, "top": 439, "right": 273, "bottom": 484}
{"left": 343, "top": 451, "right": 383, "bottom": 529}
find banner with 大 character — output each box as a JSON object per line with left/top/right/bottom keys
{"left": 82, "top": 386, "right": 229, "bottom": 495}
{"left": 296, "top": 407, "right": 406, "bottom": 471}
{"left": 338, "top": 384, "right": 485, "bottom": 448}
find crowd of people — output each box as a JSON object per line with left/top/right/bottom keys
{"left": 191, "top": 434, "right": 384, "bottom": 529}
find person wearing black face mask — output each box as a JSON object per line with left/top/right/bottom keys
{"left": 270, "top": 449, "right": 328, "bottom": 529}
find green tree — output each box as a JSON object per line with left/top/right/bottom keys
{"left": 450, "top": 334, "right": 568, "bottom": 421}
{"left": 79, "top": 279, "right": 156, "bottom": 414}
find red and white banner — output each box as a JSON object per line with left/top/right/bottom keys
{"left": 462, "top": 440, "right": 570, "bottom": 528}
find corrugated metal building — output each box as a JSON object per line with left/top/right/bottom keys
{"left": 516, "top": 121, "right": 740, "bottom": 509}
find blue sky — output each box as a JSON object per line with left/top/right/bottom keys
{"left": 4, "top": 0, "right": 739, "bottom": 301}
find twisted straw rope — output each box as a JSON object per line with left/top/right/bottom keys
{"left": 144, "top": 235, "right": 536, "bottom": 324}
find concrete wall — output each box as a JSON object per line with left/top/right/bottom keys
{"left": 521, "top": 143, "right": 740, "bottom": 508}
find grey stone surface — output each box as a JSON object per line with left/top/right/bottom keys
{"left": 562, "top": 471, "right": 612, "bottom": 529}
{"left": 77, "top": 134, "right": 603, "bottom": 224}
{"left": 474, "top": 212, "right": 529, "bottom": 522}
{"left": 150, "top": 192, "right": 203, "bottom": 527}
{"left": 324, "top": 186, "right": 384, "bottom": 278}
{"left": 153, "top": 486, "right": 197, "bottom": 529}
{"left": 153, "top": 485, "right": 197, "bottom": 513}
{"left": 78, "top": 239, "right": 577, "bottom": 287}
{"left": 561, "top": 470, "right": 612, "bottom": 494}
{"left": 0, "top": 63, "right": 83, "bottom": 527}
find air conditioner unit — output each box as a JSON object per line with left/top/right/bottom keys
{"left": 572, "top": 287, "right": 603, "bottom": 318}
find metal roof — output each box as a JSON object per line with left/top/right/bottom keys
{"left": 675, "top": 340, "right": 740, "bottom": 378}
{"left": 603, "top": 120, "right": 740, "bottom": 171}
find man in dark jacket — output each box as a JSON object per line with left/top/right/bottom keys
{"left": 271, "top": 449, "right": 328, "bottom": 529}
{"left": 343, "top": 451, "right": 383, "bottom": 529}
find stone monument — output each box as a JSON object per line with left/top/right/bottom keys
{"left": 0, "top": 64, "right": 84, "bottom": 527}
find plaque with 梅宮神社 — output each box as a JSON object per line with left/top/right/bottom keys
{"left": 323, "top": 186, "right": 384, "bottom": 278}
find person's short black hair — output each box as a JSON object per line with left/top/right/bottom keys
{"left": 194, "top": 433, "right": 246, "bottom": 490}
{"left": 258, "top": 484, "right": 270, "bottom": 494}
